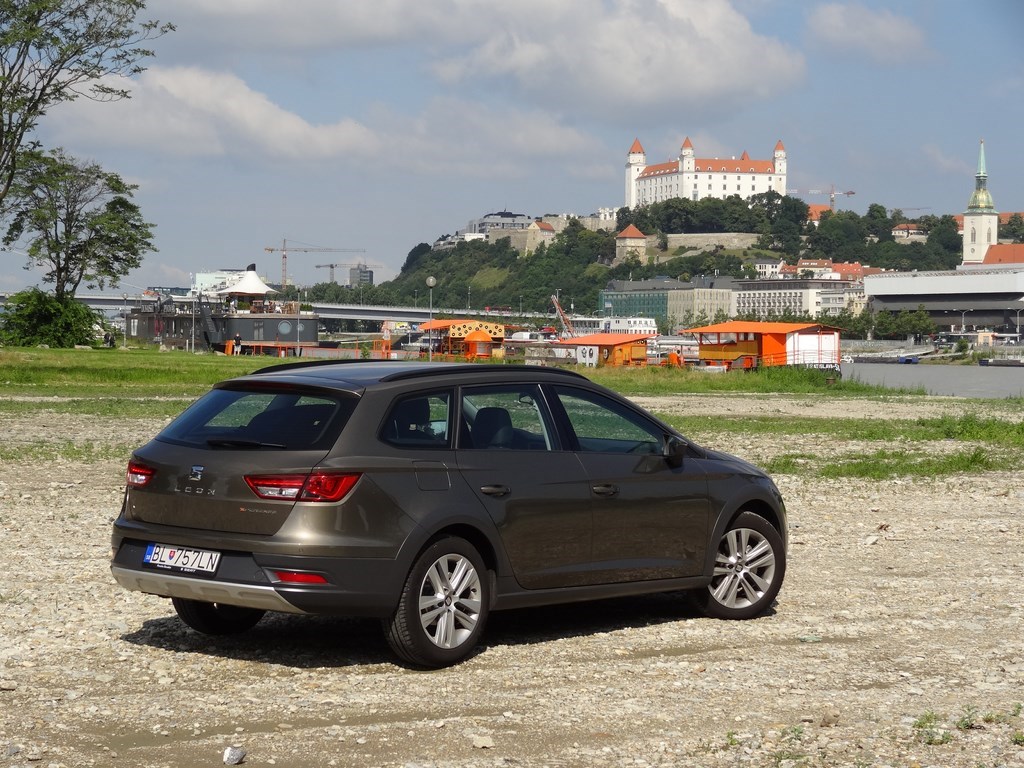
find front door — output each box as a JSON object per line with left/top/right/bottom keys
{"left": 456, "top": 384, "right": 593, "bottom": 589}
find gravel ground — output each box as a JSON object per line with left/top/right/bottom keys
{"left": 1, "top": 395, "right": 1023, "bottom": 768}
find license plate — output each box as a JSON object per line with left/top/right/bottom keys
{"left": 143, "top": 543, "right": 221, "bottom": 575}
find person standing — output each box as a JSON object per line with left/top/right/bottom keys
{"left": 233, "top": 332, "right": 242, "bottom": 355}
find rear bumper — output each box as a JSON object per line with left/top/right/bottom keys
{"left": 110, "top": 537, "right": 405, "bottom": 618}
{"left": 111, "top": 565, "right": 306, "bottom": 613}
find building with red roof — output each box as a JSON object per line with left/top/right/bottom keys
{"left": 625, "top": 137, "right": 787, "bottom": 209}
{"left": 682, "top": 321, "right": 840, "bottom": 371}
{"left": 553, "top": 332, "right": 654, "bottom": 368}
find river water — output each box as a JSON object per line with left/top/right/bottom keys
{"left": 841, "top": 362, "right": 1024, "bottom": 399}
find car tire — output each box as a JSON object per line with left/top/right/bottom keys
{"left": 694, "top": 512, "right": 785, "bottom": 620}
{"left": 171, "top": 598, "right": 266, "bottom": 635}
{"left": 384, "top": 537, "right": 490, "bottom": 668}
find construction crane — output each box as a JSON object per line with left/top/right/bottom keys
{"left": 550, "top": 294, "right": 577, "bottom": 338}
{"left": 315, "top": 261, "right": 382, "bottom": 284}
{"left": 789, "top": 185, "right": 856, "bottom": 211}
{"left": 263, "top": 239, "right": 367, "bottom": 287}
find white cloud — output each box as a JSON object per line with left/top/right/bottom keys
{"left": 922, "top": 143, "right": 973, "bottom": 177}
{"left": 146, "top": 0, "right": 803, "bottom": 121}
{"left": 46, "top": 67, "right": 382, "bottom": 161}
{"left": 806, "top": 3, "right": 930, "bottom": 64}
{"left": 431, "top": 0, "right": 804, "bottom": 117}
{"left": 147, "top": 0, "right": 473, "bottom": 49}
{"left": 44, "top": 65, "right": 606, "bottom": 185}
{"left": 364, "top": 97, "right": 606, "bottom": 178}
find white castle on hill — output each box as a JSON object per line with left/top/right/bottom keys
{"left": 625, "top": 137, "right": 787, "bottom": 209}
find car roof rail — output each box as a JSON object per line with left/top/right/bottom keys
{"left": 249, "top": 358, "right": 370, "bottom": 376}
{"left": 378, "top": 364, "right": 589, "bottom": 383}
{"left": 245, "top": 359, "right": 592, "bottom": 383}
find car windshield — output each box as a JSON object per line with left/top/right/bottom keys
{"left": 156, "top": 387, "right": 355, "bottom": 450}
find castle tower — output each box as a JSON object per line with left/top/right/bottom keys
{"left": 773, "top": 140, "right": 787, "bottom": 194}
{"left": 679, "top": 136, "right": 695, "bottom": 170}
{"left": 625, "top": 138, "right": 646, "bottom": 209}
{"left": 962, "top": 139, "right": 999, "bottom": 265}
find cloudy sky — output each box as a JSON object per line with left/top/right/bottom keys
{"left": 5, "top": 0, "right": 1023, "bottom": 294}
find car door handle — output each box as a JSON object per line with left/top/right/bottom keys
{"left": 592, "top": 483, "right": 619, "bottom": 497}
{"left": 480, "top": 484, "right": 511, "bottom": 497}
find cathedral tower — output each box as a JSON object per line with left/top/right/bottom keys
{"left": 962, "top": 139, "right": 999, "bottom": 264}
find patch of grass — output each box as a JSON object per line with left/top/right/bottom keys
{"left": 781, "top": 724, "right": 804, "bottom": 741}
{"left": 763, "top": 454, "right": 817, "bottom": 474}
{"left": 0, "top": 441, "right": 133, "bottom": 463}
{"left": 956, "top": 705, "right": 981, "bottom": 731}
{"left": 819, "top": 447, "right": 998, "bottom": 480}
{"left": 764, "top": 446, "right": 1002, "bottom": 480}
{"left": 1012, "top": 730, "right": 1024, "bottom": 746}
{"left": 0, "top": 397, "right": 191, "bottom": 420}
{"left": 913, "top": 710, "right": 953, "bottom": 745}
{"left": 662, "top": 413, "right": 1024, "bottom": 446}
{"left": 0, "top": 589, "right": 27, "bottom": 605}
{"left": 920, "top": 413, "right": 1024, "bottom": 447}
{"left": 0, "top": 347, "right": 268, "bottom": 397}
{"left": 587, "top": 363, "right": 923, "bottom": 397}
{"left": 768, "top": 748, "right": 807, "bottom": 766}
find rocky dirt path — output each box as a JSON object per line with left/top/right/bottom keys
{"left": 1, "top": 398, "right": 1022, "bottom": 767}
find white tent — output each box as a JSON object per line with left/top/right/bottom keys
{"left": 215, "top": 265, "right": 277, "bottom": 296}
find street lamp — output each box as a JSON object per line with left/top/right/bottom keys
{"left": 295, "top": 289, "right": 304, "bottom": 357}
{"left": 467, "top": 285, "right": 471, "bottom": 311}
{"left": 960, "top": 309, "right": 968, "bottom": 333}
{"left": 122, "top": 293, "right": 128, "bottom": 348}
{"left": 426, "top": 276, "right": 436, "bottom": 362}
{"left": 519, "top": 295, "right": 523, "bottom": 315}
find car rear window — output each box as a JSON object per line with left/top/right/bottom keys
{"left": 157, "top": 388, "right": 355, "bottom": 451}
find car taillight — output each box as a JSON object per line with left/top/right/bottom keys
{"left": 269, "top": 570, "right": 329, "bottom": 585}
{"left": 126, "top": 460, "right": 155, "bottom": 488}
{"left": 244, "top": 472, "right": 361, "bottom": 502}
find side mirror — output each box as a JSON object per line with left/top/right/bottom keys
{"left": 664, "top": 435, "right": 686, "bottom": 468}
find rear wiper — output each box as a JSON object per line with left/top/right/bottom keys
{"left": 206, "top": 438, "right": 288, "bottom": 449}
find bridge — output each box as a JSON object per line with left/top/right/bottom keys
{"left": 0, "top": 291, "right": 551, "bottom": 325}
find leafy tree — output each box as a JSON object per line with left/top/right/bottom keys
{"left": 926, "top": 215, "right": 962, "bottom": 257}
{"left": 806, "top": 210, "right": 868, "bottom": 261}
{"left": 900, "top": 305, "right": 938, "bottom": 338}
{"left": 401, "top": 242, "right": 432, "bottom": 272}
{"left": 0, "top": 0, "right": 173, "bottom": 208}
{"left": 0, "top": 286, "right": 100, "bottom": 346}
{"left": 863, "top": 203, "right": 894, "bottom": 242}
{"left": 870, "top": 309, "right": 907, "bottom": 339}
{"left": 3, "top": 148, "right": 156, "bottom": 300}
{"left": 1003, "top": 213, "right": 1024, "bottom": 243}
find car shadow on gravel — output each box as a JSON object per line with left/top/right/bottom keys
{"left": 119, "top": 591, "right": 725, "bottom": 669}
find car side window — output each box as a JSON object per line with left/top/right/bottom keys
{"left": 461, "top": 385, "right": 552, "bottom": 450}
{"left": 381, "top": 392, "right": 451, "bottom": 449}
{"left": 553, "top": 386, "right": 664, "bottom": 455}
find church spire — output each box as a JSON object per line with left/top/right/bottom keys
{"left": 967, "top": 139, "right": 995, "bottom": 211}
